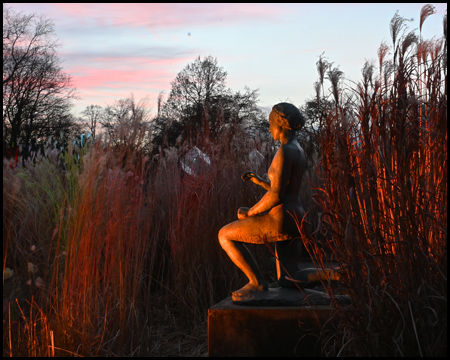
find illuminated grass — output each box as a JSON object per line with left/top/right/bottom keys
{"left": 303, "top": 8, "right": 447, "bottom": 356}
{"left": 3, "top": 114, "right": 275, "bottom": 356}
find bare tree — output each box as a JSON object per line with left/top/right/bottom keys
{"left": 100, "top": 94, "right": 153, "bottom": 153}
{"left": 3, "top": 5, "right": 54, "bottom": 86}
{"left": 162, "top": 55, "right": 227, "bottom": 121}
{"left": 81, "top": 104, "right": 102, "bottom": 141}
{"left": 3, "top": 5, "right": 77, "bottom": 157}
{"left": 156, "top": 55, "right": 265, "bottom": 148}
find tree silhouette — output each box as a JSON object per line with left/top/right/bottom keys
{"left": 80, "top": 105, "right": 102, "bottom": 141}
{"left": 3, "top": 5, "right": 78, "bottom": 158}
{"left": 154, "top": 55, "right": 266, "bottom": 150}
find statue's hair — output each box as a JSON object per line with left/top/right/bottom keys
{"left": 272, "top": 103, "right": 305, "bottom": 131}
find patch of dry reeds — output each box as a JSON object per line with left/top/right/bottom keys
{"left": 3, "top": 100, "right": 275, "bottom": 356}
{"left": 303, "top": 6, "right": 447, "bottom": 356}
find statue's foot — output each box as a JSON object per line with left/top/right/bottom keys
{"left": 232, "top": 282, "right": 268, "bottom": 301}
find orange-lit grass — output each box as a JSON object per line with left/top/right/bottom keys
{"left": 51, "top": 137, "right": 154, "bottom": 355}
{"left": 304, "top": 8, "right": 446, "bottom": 356}
{"left": 3, "top": 110, "right": 276, "bottom": 355}
{"left": 55, "top": 127, "right": 274, "bottom": 353}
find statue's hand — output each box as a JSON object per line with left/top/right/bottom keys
{"left": 241, "top": 171, "right": 256, "bottom": 182}
{"left": 237, "top": 207, "right": 250, "bottom": 220}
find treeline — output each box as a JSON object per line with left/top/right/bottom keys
{"left": 3, "top": 5, "right": 271, "bottom": 162}
{"left": 75, "top": 56, "right": 270, "bottom": 157}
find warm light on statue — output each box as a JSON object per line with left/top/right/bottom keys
{"left": 218, "top": 103, "right": 307, "bottom": 301}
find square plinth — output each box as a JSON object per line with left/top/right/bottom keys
{"left": 208, "top": 294, "right": 334, "bottom": 357}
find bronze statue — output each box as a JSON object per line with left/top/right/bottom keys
{"left": 219, "top": 102, "right": 306, "bottom": 300}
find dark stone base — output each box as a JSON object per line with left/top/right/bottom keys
{"left": 208, "top": 289, "right": 340, "bottom": 357}
{"left": 231, "top": 286, "right": 327, "bottom": 306}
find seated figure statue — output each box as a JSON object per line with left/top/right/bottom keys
{"left": 218, "top": 102, "right": 306, "bottom": 301}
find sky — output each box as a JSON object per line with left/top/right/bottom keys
{"left": 5, "top": 3, "right": 447, "bottom": 118}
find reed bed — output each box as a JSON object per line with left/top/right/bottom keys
{"left": 302, "top": 7, "right": 447, "bottom": 356}
{"left": 3, "top": 108, "right": 274, "bottom": 356}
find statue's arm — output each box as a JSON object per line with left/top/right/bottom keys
{"left": 247, "top": 148, "right": 290, "bottom": 216}
{"left": 242, "top": 171, "right": 271, "bottom": 191}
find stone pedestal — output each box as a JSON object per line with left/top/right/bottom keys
{"left": 208, "top": 288, "right": 341, "bottom": 357}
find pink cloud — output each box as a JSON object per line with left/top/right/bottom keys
{"left": 67, "top": 52, "right": 193, "bottom": 87}
{"left": 51, "top": 3, "right": 283, "bottom": 30}
{"left": 66, "top": 53, "right": 195, "bottom": 113}
{"left": 69, "top": 66, "right": 170, "bottom": 90}
{"left": 90, "top": 55, "right": 191, "bottom": 68}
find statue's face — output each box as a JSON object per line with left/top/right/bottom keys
{"left": 269, "top": 111, "right": 282, "bottom": 141}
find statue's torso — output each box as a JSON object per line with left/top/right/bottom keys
{"left": 267, "top": 140, "right": 306, "bottom": 236}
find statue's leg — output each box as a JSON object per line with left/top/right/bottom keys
{"left": 218, "top": 237, "right": 268, "bottom": 293}
{"left": 275, "top": 239, "right": 300, "bottom": 288}
{"left": 218, "top": 223, "right": 268, "bottom": 296}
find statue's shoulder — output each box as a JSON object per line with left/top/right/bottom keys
{"left": 280, "top": 141, "right": 303, "bottom": 158}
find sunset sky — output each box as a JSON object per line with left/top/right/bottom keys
{"left": 5, "top": 3, "right": 447, "bottom": 117}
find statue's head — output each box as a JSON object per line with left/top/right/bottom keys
{"left": 271, "top": 103, "right": 304, "bottom": 131}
